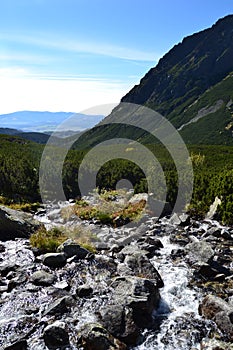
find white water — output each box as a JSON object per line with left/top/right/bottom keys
{"left": 135, "top": 236, "right": 202, "bottom": 350}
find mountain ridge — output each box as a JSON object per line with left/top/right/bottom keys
{"left": 75, "top": 14, "right": 233, "bottom": 147}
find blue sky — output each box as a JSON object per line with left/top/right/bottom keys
{"left": 0, "top": 0, "right": 232, "bottom": 114}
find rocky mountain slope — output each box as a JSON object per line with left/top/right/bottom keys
{"left": 76, "top": 15, "right": 233, "bottom": 147}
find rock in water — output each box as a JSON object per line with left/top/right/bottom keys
{"left": 43, "top": 321, "right": 70, "bottom": 349}
{"left": 42, "top": 253, "right": 67, "bottom": 268}
{"left": 199, "top": 295, "right": 233, "bottom": 341}
{"left": 0, "top": 205, "right": 40, "bottom": 240}
{"left": 99, "top": 276, "right": 161, "bottom": 346}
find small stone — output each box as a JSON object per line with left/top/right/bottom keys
{"left": 31, "top": 270, "right": 56, "bottom": 286}
{"left": 76, "top": 284, "right": 93, "bottom": 298}
{"left": 54, "top": 280, "right": 70, "bottom": 290}
{"left": 57, "top": 239, "right": 89, "bottom": 259}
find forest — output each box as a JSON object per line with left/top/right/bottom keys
{"left": 1, "top": 133, "right": 233, "bottom": 224}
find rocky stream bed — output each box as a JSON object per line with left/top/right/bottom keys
{"left": 0, "top": 199, "right": 233, "bottom": 350}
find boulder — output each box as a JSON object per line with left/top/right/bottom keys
{"left": 42, "top": 253, "right": 67, "bottom": 268}
{"left": 199, "top": 295, "right": 233, "bottom": 341}
{"left": 30, "top": 270, "right": 56, "bottom": 286}
{"left": 194, "top": 260, "right": 231, "bottom": 280}
{"left": 185, "top": 240, "right": 214, "bottom": 264}
{"left": 77, "top": 322, "right": 127, "bottom": 350}
{"left": 117, "top": 247, "right": 164, "bottom": 287}
{"left": 99, "top": 276, "right": 160, "bottom": 346}
{"left": 0, "top": 205, "right": 40, "bottom": 240}
{"left": 43, "top": 321, "right": 70, "bottom": 349}
{"left": 129, "top": 193, "right": 148, "bottom": 204}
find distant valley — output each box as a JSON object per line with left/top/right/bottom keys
{"left": 0, "top": 111, "right": 104, "bottom": 143}
{"left": 0, "top": 111, "right": 104, "bottom": 132}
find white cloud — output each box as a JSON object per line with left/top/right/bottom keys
{"left": 0, "top": 67, "right": 131, "bottom": 114}
{"left": 1, "top": 32, "right": 160, "bottom": 62}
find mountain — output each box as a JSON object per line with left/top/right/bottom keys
{"left": 76, "top": 15, "right": 233, "bottom": 147}
{"left": 0, "top": 111, "right": 104, "bottom": 133}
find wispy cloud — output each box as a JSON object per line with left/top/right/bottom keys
{"left": 0, "top": 53, "right": 56, "bottom": 65}
{"left": 0, "top": 32, "right": 160, "bottom": 62}
{"left": 0, "top": 66, "right": 132, "bottom": 83}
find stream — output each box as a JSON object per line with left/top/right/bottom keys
{"left": 0, "top": 201, "right": 232, "bottom": 349}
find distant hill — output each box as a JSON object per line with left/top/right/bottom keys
{"left": 75, "top": 15, "right": 233, "bottom": 147}
{"left": 15, "top": 132, "right": 54, "bottom": 144}
{"left": 0, "top": 127, "right": 21, "bottom": 135}
{"left": 0, "top": 111, "right": 104, "bottom": 133}
{"left": 0, "top": 128, "right": 59, "bottom": 144}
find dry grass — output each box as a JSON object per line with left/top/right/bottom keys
{"left": 30, "top": 224, "right": 97, "bottom": 253}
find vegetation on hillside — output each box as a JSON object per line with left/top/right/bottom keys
{"left": 1, "top": 133, "right": 233, "bottom": 224}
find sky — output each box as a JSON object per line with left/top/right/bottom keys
{"left": 0, "top": 0, "right": 232, "bottom": 115}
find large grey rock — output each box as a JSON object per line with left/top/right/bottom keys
{"left": 99, "top": 276, "right": 160, "bottom": 346}
{"left": 185, "top": 240, "right": 214, "bottom": 264}
{"left": 30, "top": 270, "right": 56, "bottom": 286}
{"left": 117, "top": 246, "right": 164, "bottom": 287}
{"left": 199, "top": 295, "right": 233, "bottom": 341}
{"left": 0, "top": 205, "right": 40, "bottom": 240}
{"left": 77, "top": 322, "right": 127, "bottom": 350}
{"left": 42, "top": 253, "right": 67, "bottom": 268}
{"left": 43, "top": 321, "right": 70, "bottom": 349}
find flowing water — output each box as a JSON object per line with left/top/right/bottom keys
{"left": 135, "top": 235, "right": 205, "bottom": 350}
{"left": 0, "top": 203, "right": 219, "bottom": 349}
